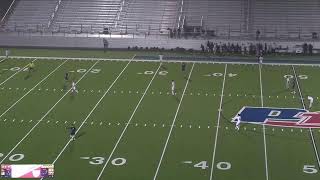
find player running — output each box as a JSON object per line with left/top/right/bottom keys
{"left": 27, "top": 62, "right": 35, "bottom": 72}
{"left": 308, "top": 96, "right": 314, "bottom": 109}
{"left": 181, "top": 62, "right": 186, "bottom": 72}
{"left": 71, "top": 81, "right": 78, "bottom": 93}
{"left": 290, "top": 78, "right": 296, "bottom": 94}
{"left": 258, "top": 56, "right": 263, "bottom": 64}
{"left": 171, "top": 80, "right": 175, "bottom": 95}
{"left": 68, "top": 126, "right": 76, "bottom": 141}
{"left": 285, "top": 77, "right": 291, "bottom": 89}
{"left": 232, "top": 114, "right": 241, "bottom": 131}
{"left": 65, "top": 72, "right": 69, "bottom": 81}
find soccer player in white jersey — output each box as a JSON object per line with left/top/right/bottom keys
{"left": 232, "top": 114, "right": 241, "bottom": 131}
{"left": 308, "top": 96, "right": 314, "bottom": 109}
{"left": 286, "top": 77, "right": 291, "bottom": 89}
{"left": 71, "top": 81, "right": 78, "bottom": 93}
{"left": 171, "top": 80, "right": 175, "bottom": 95}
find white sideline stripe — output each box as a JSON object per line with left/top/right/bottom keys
{"left": 292, "top": 65, "right": 320, "bottom": 168}
{"left": 209, "top": 64, "right": 227, "bottom": 180}
{"left": 3, "top": 55, "right": 320, "bottom": 67}
{"left": 259, "top": 64, "right": 269, "bottom": 180}
{"left": 0, "top": 61, "right": 99, "bottom": 164}
{"left": 96, "top": 62, "right": 162, "bottom": 180}
{"left": 0, "top": 59, "right": 37, "bottom": 86}
{"left": 0, "top": 60, "right": 68, "bottom": 118}
{"left": 50, "top": 60, "right": 132, "bottom": 166}
{"left": 153, "top": 63, "right": 195, "bottom": 180}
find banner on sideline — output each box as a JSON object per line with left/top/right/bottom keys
{"left": 1, "top": 164, "right": 54, "bottom": 178}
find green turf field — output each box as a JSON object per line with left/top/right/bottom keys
{"left": 0, "top": 54, "right": 320, "bottom": 180}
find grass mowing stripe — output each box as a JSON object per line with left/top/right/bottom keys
{"left": 0, "top": 58, "right": 37, "bottom": 86}
{"left": 153, "top": 63, "right": 195, "bottom": 180}
{"left": 0, "top": 60, "right": 99, "bottom": 164}
{"left": 209, "top": 64, "right": 227, "bottom": 180}
{"left": 0, "top": 60, "right": 68, "bottom": 118}
{"left": 96, "top": 62, "right": 163, "bottom": 180}
{"left": 48, "top": 60, "right": 132, "bottom": 167}
{"left": 259, "top": 63, "right": 269, "bottom": 180}
{"left": 292, "top": 65, "right": 320, "bottom": 169}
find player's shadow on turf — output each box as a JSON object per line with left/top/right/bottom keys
{"left": 184, "top": 77, "right": 192, "bottom": 82}
{"left": 62, "top": 84, "right": 69, "bottom": 91}
{"left": 69, "top": 92, "right": 77, "bottom": 100}
{"left": 24, "top": 74, "right": 32, "bottom": 80}
{"left": 76, "top": 132, "right": 86, "bottom": 139}
{"left": 174, "top": 95, "right": 180, "bottom": 102}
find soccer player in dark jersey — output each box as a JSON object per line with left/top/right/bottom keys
{"left": 68, "top": 126, "right": 76, "bottom": 141}
{"left": 181, "top": 62, "right": 186, "bottom": 72}
{"left": 65, "top": 72, "right": 69, "bottom": 81}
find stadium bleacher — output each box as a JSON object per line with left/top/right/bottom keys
{"left": 253, "top": 0, "right": 320, "bottom": 39}
{"left": 1, "top": 0, "right": 320, "bottom": 40}
{"left": 4, "top": 0, "right": 57, "bottom": 32}
{"left": 117, "top": 0, "right": 179, "bottom": 35}
{"left": 52, "top": 0, "right": 122, "bottom": 33}
{"left": 183, "top": 0, "right": 244, "bottom": 29}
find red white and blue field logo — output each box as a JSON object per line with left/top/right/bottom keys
{"left": 234, "top": 107, "right": 320, "bottom": 128}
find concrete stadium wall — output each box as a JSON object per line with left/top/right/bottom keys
{"left": 0, "top": 34, "right": 320, "bottom": 53}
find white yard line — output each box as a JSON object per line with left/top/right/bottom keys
{"left": 259, "top": 63, "right": 269, "bottom": 180}
{"left": 292, "top": 65, "right": 320, "bottom": 168}
{"left": 0, "top": 61, "right": 99, "bottom": 164}
{"left": 209, "top": 64, "right": 227, "bottom": 180}
{"left": 153, "top": 63, "right": 195, "bottom": 180}
{"left": 96, "top": 62, "right": 163, "bottom": 180}
{"left": 0, "top": 59, "right": 37, "bottom": 86}
{"left": 0, "top": 60, "right": 68, "bottom": 118}
{"left": 49, "top": 60, "right": 132, "bottom": 166}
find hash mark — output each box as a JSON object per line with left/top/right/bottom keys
{"left": 182, "top": 161, "right": 192, "bottom": 164}
{"left": 80, "top": 157, "right": 90, "bottom": 160}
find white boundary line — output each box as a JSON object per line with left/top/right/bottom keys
{"left": 209, "top": 64, "right": 227, "bottom": 180}
{"left": 259, "top": 63, "right": 269, "bottom": 180}
{"left": 153, "top": 63, "right": 195, "bottom": 180}
{"left": 39, "top": 59, "right": 133, "bottom": 179}
{"left": 2, "top": 55, "right": 320, "bottom": 66}
{"left": 0, "top": 59, "right": 37, "bottom": 86}
{"left": 0, "top": 60, "right": 68, "bottom": 118}
{"left": 96, "top": 62, "right": 163, "bottom": 180}
{"left": 0, "top": 61, "right": 99, "bottom": 164}
{"left": 292, "top": 65, "right": 320, "bottom": 168}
